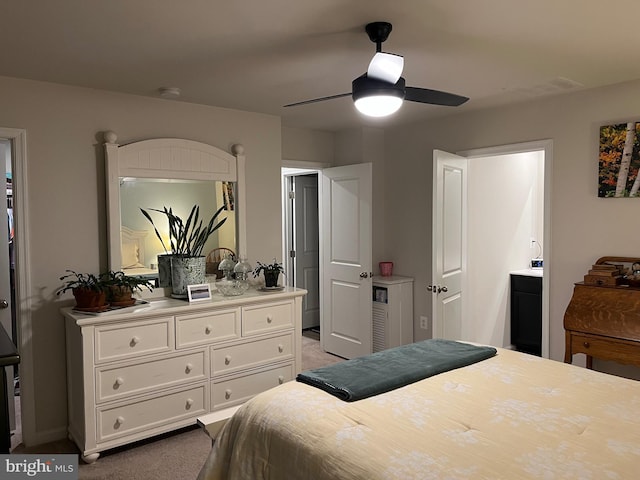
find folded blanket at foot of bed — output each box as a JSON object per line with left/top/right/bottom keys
{"left": 296, "top": 338, "right": 497, "bottom": 401}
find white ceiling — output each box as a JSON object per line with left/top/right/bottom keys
{"left": 2, "top": 0, "right": 640, "bottom": 132}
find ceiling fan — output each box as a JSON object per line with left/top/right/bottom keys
{"left": 284, "top": 22, "right": 469, "bottom": 117}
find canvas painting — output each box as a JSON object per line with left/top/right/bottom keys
{"left": 599, "top": 121, "right": 640, "bottom": 197}
{"left": 222, "top": 181, "right": 235, "bottom": 210}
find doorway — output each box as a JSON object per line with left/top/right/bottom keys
{"left": 0, "top": 129, "right": 28, "bottom": 449}
{"left": 432, "top": 140, "right": 551, "bottom": 357}
{"left": 283, "top": 162, "right": 374, "bottom": 360}
{"left": 282, "top": 168, "right": 321, "bottom": 333}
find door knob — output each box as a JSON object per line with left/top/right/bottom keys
{"left": 0, "top": 300, "right": 8, "bottom": 309}
{"left": 428, "top": 285, "right": 448, "bottom": 294}
{"left": 359, "top": 272, "right": 369, "bottom": 279}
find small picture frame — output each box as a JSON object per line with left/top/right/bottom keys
{"left": 187, "top": 283, "right": 212, "bottom": 302}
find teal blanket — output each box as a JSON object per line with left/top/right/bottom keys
{"left": 296, "top": 339, "right": 497, "bottom": 402}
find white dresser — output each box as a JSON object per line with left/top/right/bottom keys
{"left": 62, "top": 287, "right": 306, "bottom": 463}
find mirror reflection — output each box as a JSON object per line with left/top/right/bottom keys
{"left": 118, "top": 178, "right": 237, "bottom": 277}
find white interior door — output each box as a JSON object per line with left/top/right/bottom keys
{"left": 321, "top": 163, "right": 372, "bottom": 359}
{"left": 432, "top": 150, "right": 467, "bottom": 341}
{"left": 294, "top": 174, "right": 320, "bottom": 329}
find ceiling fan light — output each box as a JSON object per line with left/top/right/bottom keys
{"left": 367, "top": 52, "right": 404, "bottom": 84}
{"left": 354, "top": 95, "right": 403, "bottom": 117}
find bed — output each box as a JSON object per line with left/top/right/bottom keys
{"left": 119, "top": 226, "right": 158, "bottom": 277}
{"left": 197, "top": 342, "right": 640, "bottom": 480}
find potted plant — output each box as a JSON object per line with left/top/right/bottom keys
{"left": 253, "top": 259, "right": 285, "bottom": 288}
{"left": 140, "top": 205, "right": 227, "bottom": 298}
{"left": 100, "top": 270, "right": 154, "bottom": 306}
{"left": 57, "top": 270, "right": 108, "bottom": 310}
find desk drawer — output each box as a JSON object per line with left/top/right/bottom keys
{"left": 97, "top": 384, "right": 207, "bottom": 443}
{"left": 96, "top": 350, "right": 207, "bottom": 403}
{"left": 570, "top": 332, "right": 640, "bottom": 364}
{"left": 211, "top": 332, "right": 293, "bottom": 376}
{"left": 95, "top": 317, "right": 173, "bottom": 364}
{"left": 176, "top": 308, "right": 240, "bottom": 348}
{"left": 211, "top": 363, "right": 293, "bottom": 410}
{"left": 242, "top": 302, "right": 293, "bottom": 336}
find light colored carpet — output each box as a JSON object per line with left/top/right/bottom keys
{"left": 301, "top": 331, "right": 345, "bottom": 370}
{"left": 10, "top": 333, "right": 343, "bottom": 479}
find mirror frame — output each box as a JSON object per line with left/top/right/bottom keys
{"left": 104, "top": 131, "right": 247, "bottom": 272}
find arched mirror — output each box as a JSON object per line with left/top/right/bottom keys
{"left": 104, "top": 131, "right": 246, "bottom": 282}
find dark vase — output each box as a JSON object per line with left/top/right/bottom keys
{"left": 264, "top": 270, "right": 280, "bottom": 288}
{"left": 157, "top": 254, "right": 173, "bottom": 288}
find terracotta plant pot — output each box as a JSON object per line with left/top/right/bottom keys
{"left": 72, "top": 287, "right": 107, "bottom": 309}
{"left": 107, "top": 286, "right": 135, "bottom": 306}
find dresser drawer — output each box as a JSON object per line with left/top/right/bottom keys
{"left": 211, "top": 333, "right": 293, "bottom": 376}
{"left": 176, "top": 308, "right": 240, "bottom": 348}
{"left": 242, "top": 301, "right": 293, "bottom": 336}
{"left": 211, "top": 363, "right": 293, "bottom": 410}
{"left": 95, "top": 317, "right": 173, "bottom": 363}
{"left": 96, "top": 350, "right": 207, "bottom": 403}
{"left": 97, "top": 384, "right": 207, "bottom": 443}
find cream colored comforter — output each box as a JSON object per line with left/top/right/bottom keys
{"left": 198, "top": 347, "right": 640, "bottom": 479}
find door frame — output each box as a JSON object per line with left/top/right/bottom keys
{"left": 282, "top": 170, "right": 320, "bottom": 330}
{"left": 281, "top": 161, "right": 326, "bottom": 280}
{"left": 281, "top": 161, "right": 327, "bottom": 331}
{"left": 457, "top": 139, "right": 552, "bottom": 358}
{"left": 0, "top": 127, "right": 34, "bottom": 444}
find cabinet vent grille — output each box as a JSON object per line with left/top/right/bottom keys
{"left": 372, "top": 305, "right": 387, "bottom": 352}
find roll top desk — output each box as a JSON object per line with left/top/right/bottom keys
{"left": 563, "top": 256, "right": 640, "bottom": 368}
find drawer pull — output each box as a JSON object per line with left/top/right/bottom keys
{"left": 115, "top": 416, "right": 125, "bottom": 427}
{"left": 278, "top": 375, "right": 284, "bottom": 384}
{"left": 225, "top": 355, "right": 232, "bottom": 365}
{"left": 278, "top": 344, "right": 284, "bottom": 353}
{"left": 130, "top": 336, "right": 140, "bottom": 347}
{"left": 186, "top": 398, "right": 194, "bottom": 409}
{"left": 266, "top": 315, "right": 273, "bottom": 324}
{"left": 583, "top": 341, "right": 590, "bottom": 348}
{"left": 185, "top": 363, "right": 193, "bottom": 374}
{"left": 205, "top": 325, "right": 212, "bottom": 335}
{"left": 114, "top": 377, "right": 124, "bottom": 387}
{"left": 225, "top": 389, "right": 232, "bottom": 399}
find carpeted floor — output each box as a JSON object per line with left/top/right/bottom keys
{"left": 301, "top": 330, "right": 345, "bottom": 369}
{"left": 10, "top": 332, "right": 343, "bottom": 480}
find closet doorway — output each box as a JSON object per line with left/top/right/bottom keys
{"left": 282, "top": 167, "right": 320, "bottom": 332}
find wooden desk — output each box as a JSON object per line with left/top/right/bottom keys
{"left": 564, "top": 282, "right": 640, "bottom": 368}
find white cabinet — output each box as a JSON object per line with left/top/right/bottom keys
{"left": 62, "top": 288, "right": 306, "bottom": 463}
{"left": 372, "top": 276, "right": 414, "bottom": 352}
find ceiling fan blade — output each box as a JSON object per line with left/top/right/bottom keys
{"left": 283, "top": 92, "right": 351, "bottom": 108}
{"left": 405, "top": 87, "right": 469, "bottom": 106}
{"left": 367, "top": 52, "right": 404, "bottom": 84}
